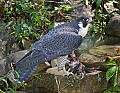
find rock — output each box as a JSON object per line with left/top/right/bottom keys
{"left": 79, "top": 45, "right": 120, "bottom": 71}
{"left": 8, "top": 49, "right": 30, "bottom": 62}
{"left": 0, "top": 59, "right": 6, "bottom": 76}
{"left": 46, "top": 67, "right": 65, "bottom": 75}
{"left": 0, "top": 50, "right": 30, "bottom": 77}
{"left": 103, "top": 35, "right": 120, "bottom": 45}
{"left": 68, "top": 0, "right": 94, "bottom": 18}
{"left": 89, "top": 45, "right": 120, "bottom": 57}
{"left": 3, "top": 50, "right": 30, "bottom": 75}
{"left": 104, "top": 15, "right": 120, "bottom": 44}
{"left": 113, "top": 1, "right": 120, "bottom": 10}
{"left": 105, "top": 15, "right": 120, "bottom": 37}
{"left": 33, "top": 72, "right": 106, "bottom": 93}
{"left": 78, "top": 36, "right": 96, "bottom": 50}
{"left": 0, "top": 26, "right": 8, "bottom": 76}
{"left": 104, "top": 1, "right": 119, "bottom": 13}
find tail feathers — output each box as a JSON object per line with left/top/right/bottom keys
{"left": 17, "top": 65, "right": 38, "bottom": 82}
{"left": 15, "top": 50, "right": 47, "bottom": 82}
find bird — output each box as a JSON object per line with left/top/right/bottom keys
{"left": 14, "top": 16, "right": 93, "bottom": 82}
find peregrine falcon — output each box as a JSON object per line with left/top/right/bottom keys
{"left": 14, "top": 17, "right": 93, "bottom": 82}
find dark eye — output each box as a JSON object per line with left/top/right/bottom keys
{"left": 83, "top": 18, "right": 89, "bottom": 22}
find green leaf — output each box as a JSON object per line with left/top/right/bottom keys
{"left": 106, "top": 66, "right": 116, "bottom": 83}
{"left": 44, "top": 18, "right": 50, "bottom": 23}
{"left": 114, "top": 67, "right": 119, "bottom": 87}
{"left": 22, "top": 38, "right": 26, "bottom": 48}
{"left": 23, "top": 23, "right": 28, "bottom": 28}
{"left": 24, "top": 86, "right": 32, "bottom": 91}
{"left": 105, "top": 60, "right": 116, "bottom": 66}
{"left": 96, "top": 0, "right": 102, "bottom": 9}
{"left": 16, "top": 25, "right": 21, "bottom": 33}
{"left": 8, "top": 88, "right": 15, "bottom": 93}
{"left": 4, "top": 7, "right": 8, "bottom": 12}
{"left": 113, "top": 86, "right": 120, "bottom": 92}
{"left": 5, "top": 21, "right": 13, "bottom": 28}
{"left": 2, "top": 78, "right": 8, "bottom": 90}
{"left": 118, "top": 66, "right": 120, "bottom": 72}
{"left": 103, "top": 89, "right": 111, "bottom": 93}
{"left": 14, "top": 71, "right": 20, "bottom": 78}
{"left": 27, "top": 9, "right": 36, "bottom": 13}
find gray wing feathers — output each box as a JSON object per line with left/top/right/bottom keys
{"left": 42, "top": 32, "right": 82, "bottom": 59}
{"left": 15, "top": 24, "right": 82, "bottom": 82}
{"left": 31, "top": 24, "right": 79, "bottom": 49}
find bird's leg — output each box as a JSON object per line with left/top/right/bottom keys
{"left": 48, "top": 56, "right": 70, "bottom": 76}
{"left": 57, "top": 55, "right": 70, "bottom": 75}
{"left": 57, "top": 55, "right": 69, "bottom": 70}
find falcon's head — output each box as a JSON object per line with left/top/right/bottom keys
{"left": 77, "top": 17, "right": 93, "bottom": 37}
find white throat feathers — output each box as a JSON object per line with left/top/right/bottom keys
{"left": 78, "top": 22, "right": 90, "bottom": 37}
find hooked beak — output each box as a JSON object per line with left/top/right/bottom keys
{"left": 87, "top": 18, "right": 94, "bottom": 25}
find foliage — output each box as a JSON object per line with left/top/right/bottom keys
{"left": 103, "top": 60, "right": 120, "bottom": 93}
{"left": 84, "top": 0, "right": 118, "bottom": 40}
{"left": 89, "top": 13, "right": 107, "bottom": 41}
{"left": 2, "top": 0, "right": 73, "bottom": 50}
{"left": 3, "top": 0, "right": 54, "bottom": 49}
{"left": 54, "top": 4, "right": 73, "bottom": 20}
{"left": 0, "top": 77, "right": 15, "bottom": 93}
{"left": 86, "top": 0, "right": 106, "bottom": 39}
{"left": 0, "top": 75, "right": 32, "bottom": 93}
{"left": 55, "top": 4, "right": 72, "bottom": 14}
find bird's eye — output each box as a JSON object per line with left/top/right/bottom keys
{"left": 83, "top": 18, "right": 89, "bottom": 22}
